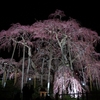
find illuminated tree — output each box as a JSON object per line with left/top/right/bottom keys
{"left": 0, "top": 9, "right": 100, "bottom": 98}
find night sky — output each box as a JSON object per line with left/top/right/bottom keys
{"left": 0, "top": 1, "right": 99, "bottom": 34}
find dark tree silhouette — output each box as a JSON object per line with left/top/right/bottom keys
{"left": 0, "top": 10, "right": 100, "bottom": 98}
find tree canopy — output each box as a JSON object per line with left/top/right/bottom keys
{"left": 0, "top": 9, "right": 100, "bottom": 98}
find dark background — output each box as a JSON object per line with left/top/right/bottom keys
{"left": 0, "top": 1, "right": 99, "bottom": 33}
{"left": 0, "top": 1, "right": 100, "bottom": 51}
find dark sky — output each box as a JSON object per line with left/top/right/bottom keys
{"left": 0, "top": 1, "right": 100, "bottom": 35}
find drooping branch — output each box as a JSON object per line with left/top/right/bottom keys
{"left": 41, "top": 58, "right": 45, "bottom": 87}
{"left": 21, "top": 38, "right": 25, "bottom": 93}
{"left": 2, "top": 63, "right": 7, "bottom": 87}
{"left": 25, "top": 47, "right": 31, "bottom": 83}
{"left": 47, "top": 48, "right": 52, "bottom": 94}
{"left": 67, "top": 38, "right": 73, "bottom": 72}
